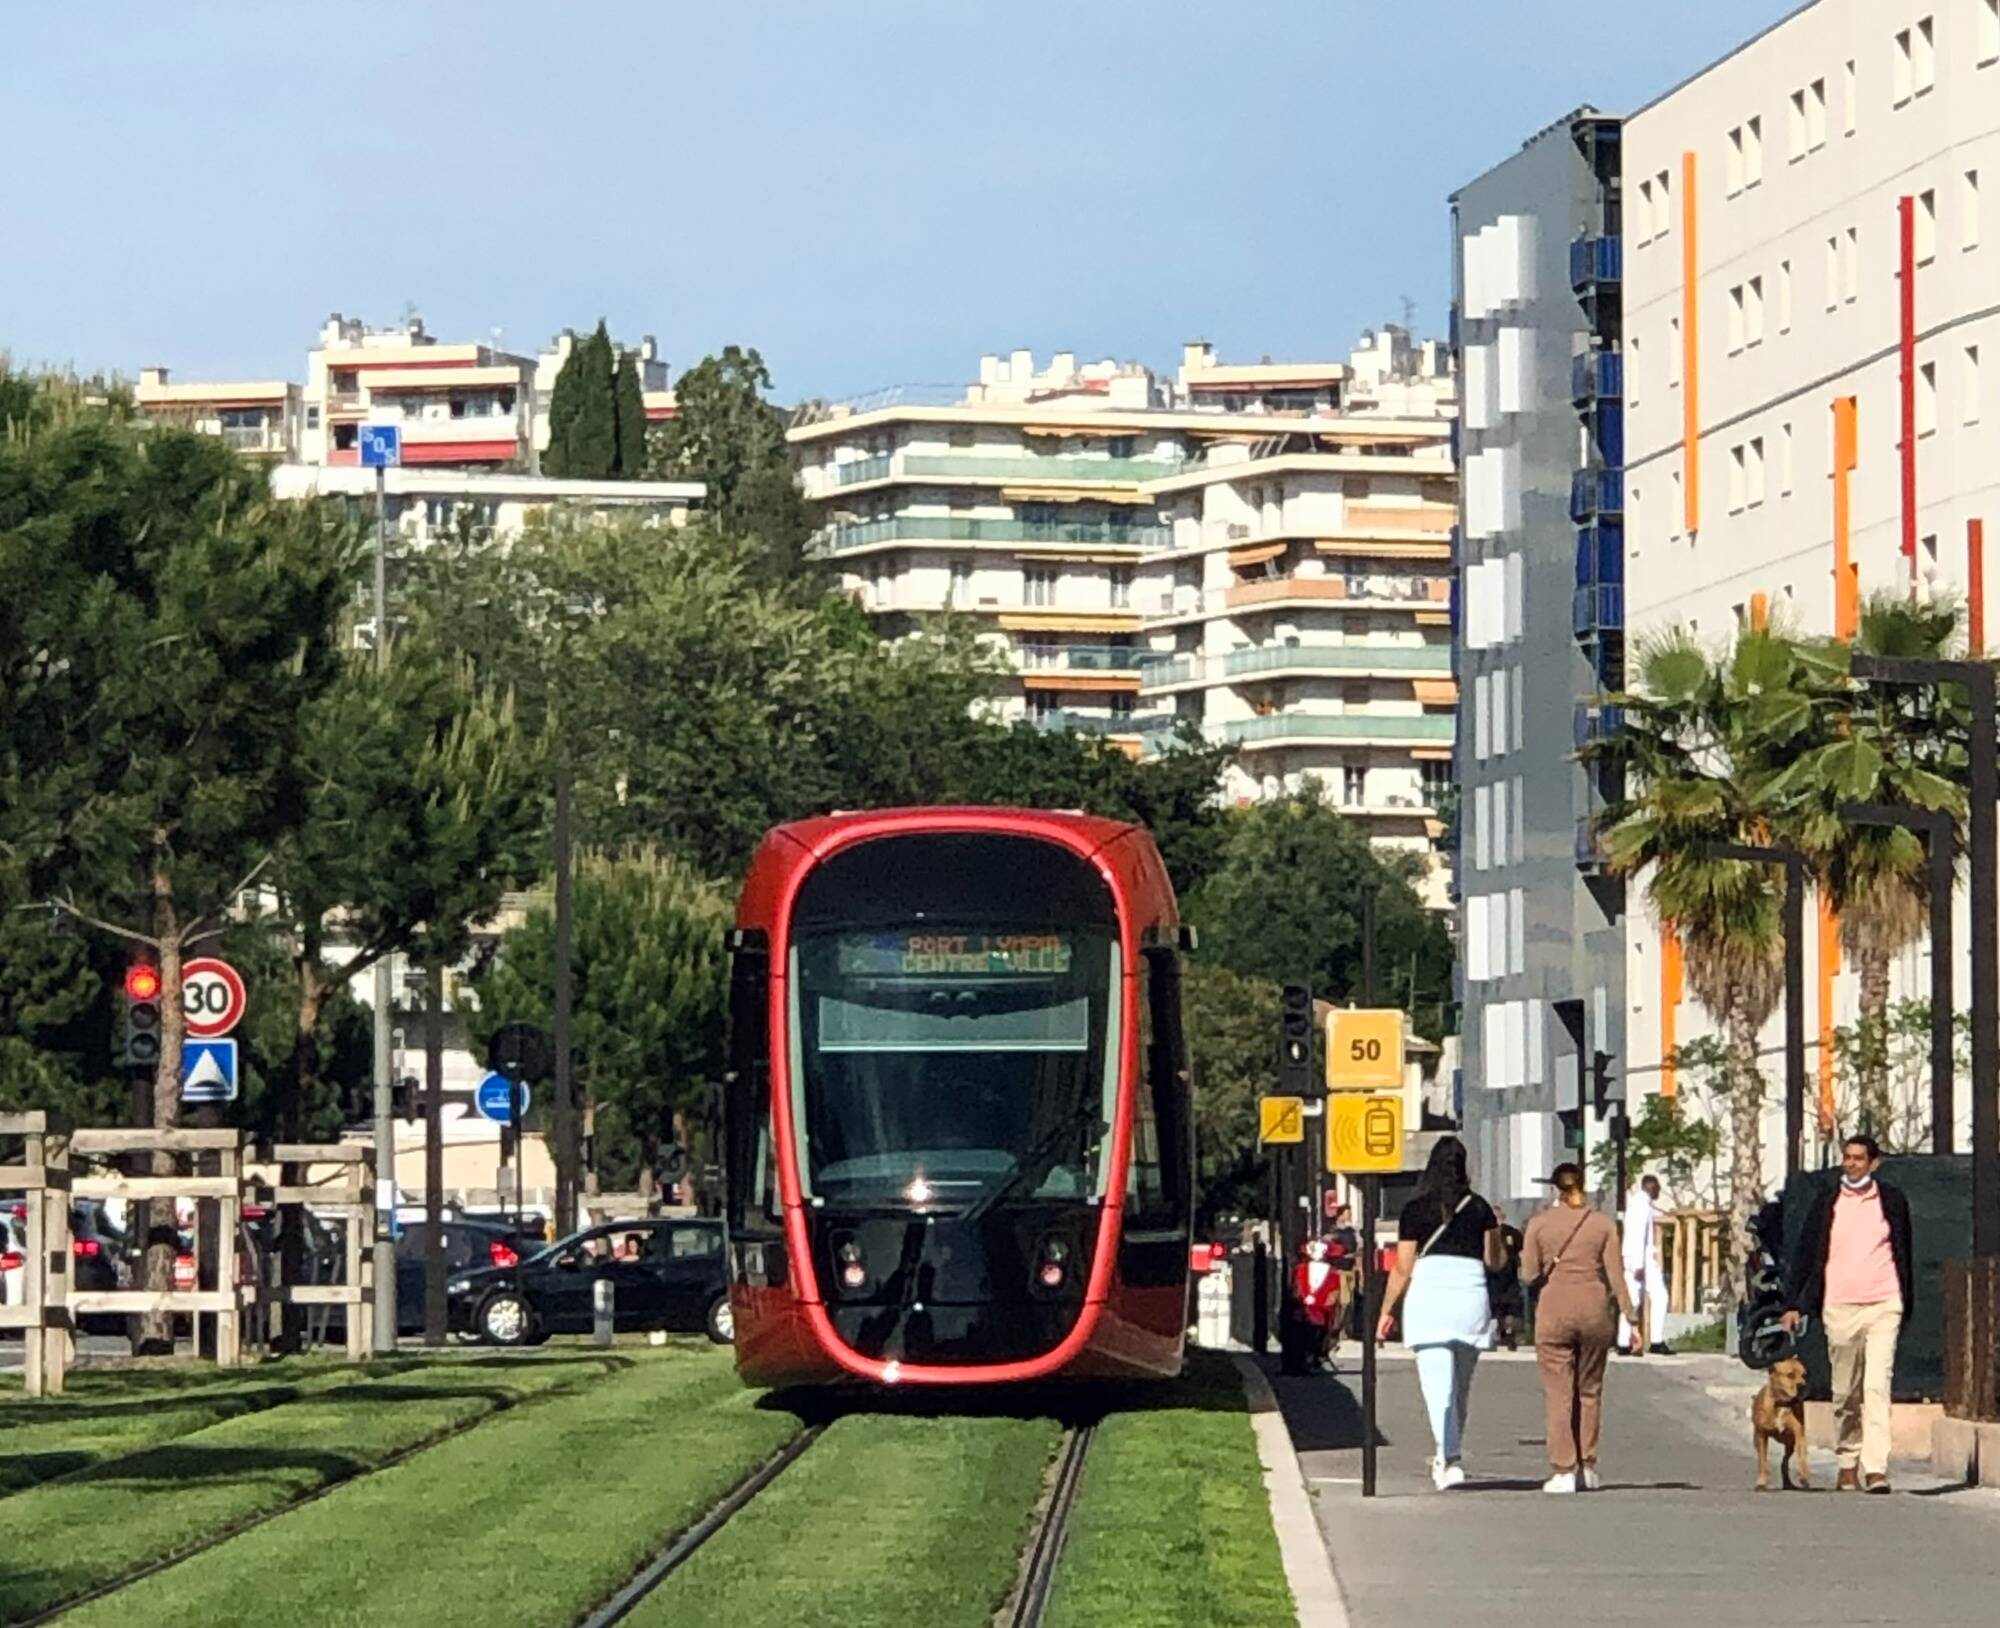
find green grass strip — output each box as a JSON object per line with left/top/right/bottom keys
{"left": 57, "top": 1345, "right": 800, "bottom": 1628}
{"left": 1044, "top": 1352, "right": 1294, "bottom": 1628}
{"left": 0, "top": 1356, "right": 424, "bottom": 1497}
{"left": 635, "top": 1409, "right": 1060, "bottom": 1628}
{"left": 0, "top": 1349, "right": 618, "bottom": 1624}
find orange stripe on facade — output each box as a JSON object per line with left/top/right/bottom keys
{"left": 1682, "top": 150, "right": 1701, "bottom": 536}
{"left": 1661, "top": 925, "right": 1684, "bottom": 1099}
{"left": 1817, "top": 897, "right": 1840, "bottom": 1136}
{"left": 1750, "top": 592, "right": 1769, "bottom": 631}
{"left": 1832, "top": 397, "right": 1859, "bottom": 638}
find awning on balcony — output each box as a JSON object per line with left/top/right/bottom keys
{"left": 1415, "top": 610, "right": 1450, "bottom": 626}
{"left": 1020, "top": 424, "right": 1146, "bottom": 439}
{"left": 1411, "top": 679, "right": 1459, "bottom": 705}
{"left": 1312, "top": 538, "right": 1450, "bottom": 559}
{"left": 1018, "top": 551, "right": 1146, "bottom": 565}
{"left": 1410, "top": 747, "right": 1454, "bottom": 762}
{"left": 1228, "top": 541, "right": 1288, "bottom": 568}
{"left": 1000, "top": 486, "right": 1152, "bottom": 504}
{"left": 1020, "top": 673, "right": 1141, "bottom": 693}
{"left": 997, "top": 613, "right": 1142, "bottom": 633}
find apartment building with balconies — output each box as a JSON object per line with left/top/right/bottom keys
{"left": 1131, "top": 331, "right": 1459, "bottom": 893}
{"left": 133, "top": 368, "right": 304, "bottom": 458}
{"left": 1617, "top": 0, "right": 2000, "bottom": 1159}
{"left": 303, "top": 313, "right": 538, "bottom": 468}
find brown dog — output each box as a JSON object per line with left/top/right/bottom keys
{"left": 1753, "top": 1357, "right": 1811, "bottom": 1491}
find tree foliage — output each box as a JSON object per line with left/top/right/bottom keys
{"left": 1182, "top": 961, "right": 1282, "bottom": 1229}
{"left": 614, "top": 347, "right": 648, "bottom": 480}
{"left": 543, "top": 321, "right": 636, "bottom": 479}
{"left": 466, "top": 851, "right": 732, "bottom": 1191}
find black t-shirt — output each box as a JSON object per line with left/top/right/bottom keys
{"left": 1397, "top": 1192, "right": 1496, "bottom": 1261}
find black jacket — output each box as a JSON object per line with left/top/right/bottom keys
{"left": 1785, "top": 1180, "right": 1914, "bottom": 1319}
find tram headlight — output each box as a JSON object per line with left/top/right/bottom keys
{"left": 836, "top": 1238, "right": 868, "bottom": 1292}
{"left": 1035, "top": 1235, "right": 1069, "bottom": 1292}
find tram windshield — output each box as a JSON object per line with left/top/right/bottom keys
{"left": 789, "top": 925, "right": 1121, "bottom": 1208}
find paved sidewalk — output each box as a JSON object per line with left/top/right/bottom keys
{"left": 1267, "top": 1349, "right": 2000, "bottom": 1627}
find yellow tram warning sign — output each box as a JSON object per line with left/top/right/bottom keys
{"left": 1259, "top": 1095, "right": 1305, "bottom": 1146}
{"left": 1328, "top": 1094, "right": 1405, "bottom": 1174}
{"left": 1325, "top": 1008, "right": 1406, "bottom": 1092}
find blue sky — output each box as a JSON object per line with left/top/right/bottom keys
{"left": 1, "top": 1, "right": 1799, "bottom": 400}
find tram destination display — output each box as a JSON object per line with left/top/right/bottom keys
{"left": 836, "top": 931, "right": 1074, "bottom": 977}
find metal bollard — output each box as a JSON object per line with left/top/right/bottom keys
{"left": 593, "top": 1277, "right": 614, "bottom": 1347}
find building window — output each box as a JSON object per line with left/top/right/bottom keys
{"left": 1918, "top": 361, "right": 1938, "bottom": 437}
{"left": 1029, "top": 692, "right": 1059, "bottom": 722}
{"left": 1745, "top": 115, "right": 1763, "bottom": 187}
{"left": 1109, "top": 566, "right": 1132, "bottom": 609}
{"left": 1727, "top": 125, "right": 1746, "bottom": 195}
{"left": 1968, "top": 346, "right": 1983, "bottom": 424}
{"left": 1965, "top": 170, "right": 1982, "bottom": 250}
{"left": 1671, "top": 470, "right": 1683, "bottom": 540}
{"left": 1669, "top": 317, "right": 1682, "bottom": 386}
{"left": 1808, "top": 77, "right": 1828, "bottom": 148}
{"left": 1628, "top": 336, "right": 1641, "bottom": 405}
{"left": 1788, "top": 88, "right": 1808, "bottom": 163}
{"left": 1825, "top": 235, "right": 1841, "bottom": 309}
{"left": 1656, "top": 169, "right": 1672, "bottom": 234}
{"left": 1109, "top": 690, "right": 1135, "bottom": 719}
{"left": 1728, "top": 284, "right": 1746, "bottom": 353}
{"left": 1844, "top": 58, "right": 1858, "bottom": 133}
{"left": 949, "top": 558, "right": 972, "bottom": 606}
{"left": 1843, "top": 227, "right": 1859, "bottom": 303}
{"left": 1983, "top": 0, "right": 2000, "bottom": 66}
{"left": 305, "top": 405, "right": 321, "bottom": 430}
{"left": 1747, "top": 276, "right": 1765, "bottom": 346}
{"left": 1747, "top": 436, "right": 1767, "bottom": 507}
{"left": 1342, "top": 764, "right": 1367, "bottom": 806}
{"left": 1729, "top": 444, "right": 1747, "bottom": 513}
{"left": 1780, "top": 422, "right": 1795, "bottom": 494}
{"left": 948, "top": 425, "right": 975, "bottom": 448}
{"left": 1778, "top": 260, "right": 1793, "bottom": 332}
{"left": 1917, "top": 188, "right": 1937, "bottom": 264}
{"left": 1915, "top": 16, "right": 1936, "bottom": 95}
{"left": 1421, "top": 759, "right": 1452, "bottom": 806}
{"left": 1024, "top": 566, "right": 1057, "bottom": 607}
{"left": 1637, "top": 179, "right": 1655, "bottom": 244}
{"left": 1895, "top": 27, "right": 1915, "bottom": 104}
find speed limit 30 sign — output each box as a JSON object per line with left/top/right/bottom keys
{"left": 181, "top": 957, "right": 247, "bottom": 1038}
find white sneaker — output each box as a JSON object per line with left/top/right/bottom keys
{"left": 1581, "top": 1466, "right": 1602, "bottom": 1492}
{"left": 1431, "top": 1458, "right": 1449, "bottom": 1490}
{"left": 1442, "top": 1462, "right": 1467, "bottom": 1488}
{"left": 1543, "top": 1472, "right": 1578, "bottom": 1495}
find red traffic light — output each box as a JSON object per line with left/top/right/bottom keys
{"left": 125, "top": 965, "right": 162, "bottom": 1001}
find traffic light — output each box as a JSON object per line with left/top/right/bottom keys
{"left": 391, "top": 1076, "right": 421, "bottom": 1123}
{"left": 1556, "top": 1105, "right": 1586, "bottom": 1152}
{"left": 121, "top": 964, "right": 163, "bottom": 1070}
{"left": 1590, "top": 1050, "right": 1616, "bottom": 1119}
{"left": 1278, "top": 983, "right": 1315, "bottom": 1097}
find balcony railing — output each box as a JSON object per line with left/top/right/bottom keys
{"left": 1029, "top": 709, "right": 1141, "bottom": 735}
{"left": 1218, "top": 713, "right": 1456, "bottom": 746}
{"left": 903, "top": 453, "right": 1185, "bottom": 484}
{"left": 1570, "top": 351, "right": 1624, "bottom": 405}
{"left": 833, "top": 454, "right": 894, "bottom": 487}
{"left": 1573, "top": 583, "right": 1626, "bottom": 638}
{"left": 1571, "top": 700, "right": 1627, "bottom": 750}
{"left": 1137, "top": 654, "right": 1200, "bottom": 688}
{"left": 1569, "top": 235, "right": 1623, "bottom": 291}
{"left": 1568, "top": 468, "right": 1625, "bottom": 521}
{"left": 1221, "top": 643, "right": 1453, "bottom": 678}
{"left": 1018, "top": 644, "right": 1141, "bottom": 673}
{"left": 822, "top": 516, "right": 1169, "bottom": 551}
{"left": 219, "top": 426, "right": 286, "bottom": 453}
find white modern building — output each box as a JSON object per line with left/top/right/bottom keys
{"left": 1134, "top": 332, "right": 1458, "bottom": 884}
{"left": 268, "top": 464, "right": 704, "bottom": 545}
{"left": 791, "top": 328, "right": 1458, "bottom": 838}
{"left": 1619, "top": 0, "right": 2000, "bottom": 1159}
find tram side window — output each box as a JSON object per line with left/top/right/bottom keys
{"left": 1130, "top": 947, "right": 1192, "bottom": 1224}
{"left": 725, "top": 947, "right": 782, "bottom": 1232}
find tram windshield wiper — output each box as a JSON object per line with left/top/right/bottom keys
{"left": 959, "top": 1101, "right": 1107, "bottom": 1223}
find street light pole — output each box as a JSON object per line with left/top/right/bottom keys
{"left": 371, "top": 462, "right": 396, "bottom": 1353}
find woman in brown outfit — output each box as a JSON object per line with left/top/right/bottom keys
{"left": 1519, "top": 1163, "right": 1643, "bottom": 1493}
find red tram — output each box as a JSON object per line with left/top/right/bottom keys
{"left": 723, "top": 808, "right": 1194, "bottom": 1387}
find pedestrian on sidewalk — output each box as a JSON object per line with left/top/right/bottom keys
{"left": 1619, "top": 1174, "right": 1674, "bottom": 1356}
{"left": 1376, "top": 1136, "right": 1504, "bottom": 1490}
{"left": 1520, "top": 1163, "right": 1642, "bottom": 1494}
{"left": 1780, "top": 1133, "right": 1913, "bottom": 1493}
{"left": 1487, "top": 1203, "right": 1525, "bottom": 1352}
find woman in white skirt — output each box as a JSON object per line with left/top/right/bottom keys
{"left": 1376, "top": 1136, "right": 1505, "bottom": 1489}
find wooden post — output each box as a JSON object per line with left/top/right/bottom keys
{"left": 217, "top": 1140, "right": 242, "bottom": 1367}
{"left": 349, "top": 1149, "right": 374, "bottom": 1362}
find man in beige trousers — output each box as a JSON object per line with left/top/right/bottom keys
{"left": 1781, "top": 1135, "right": 1915, "bottom": 1493}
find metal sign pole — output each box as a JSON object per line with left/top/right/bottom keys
{"left": 370, "top": 456, "right": 396, "bottom": 1355}
{"left": 1360, "top": 1173, "right": 1379, "bottom": 1498}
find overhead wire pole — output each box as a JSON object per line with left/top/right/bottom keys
{"left": 553, "top": 764, "right": 577, "bottom": 1238}
{"left": 371, "top": 451, "right": 397, "bottom": 1354}
{"left": 1358, "top": 880, "right": 1380, "bottom": 1500}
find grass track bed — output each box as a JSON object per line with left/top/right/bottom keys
{"left": 0, "top": 1357, "right": 421, "bottom": 1498}
{"left": 0, "top": 1349, "right": 616, "bottom": 1624}
{"left": 57, "top": 1345, "right": 800, "bottom": 1628}
{"left": 635, "top": 1410, "right": 1059, "bottom": 1628}
{"left": 1044, "top": 1352, "right": 1293, "bottom": 1628}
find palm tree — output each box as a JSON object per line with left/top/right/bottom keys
{"left": 1761, "top": 594, "right": 1968, "bottom": 1141}
{"left": 1586, "top": 628, "right": 1816, "bottom": 1298}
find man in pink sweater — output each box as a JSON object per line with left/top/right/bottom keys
{"left": 1781, "top": 1134, "right": 1915, "bottom": 1492}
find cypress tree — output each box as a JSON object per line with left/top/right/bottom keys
{"left": 614, "top": 348, "right": 647, "bottom": 477}
{"left": 568, "top": 321, "right": 619, "bottom": 479}
{"left": 543, "top": 335, "right": 586, "bottom": 476}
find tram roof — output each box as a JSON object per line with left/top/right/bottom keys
{"left": 767, "top": 805, "right": 1143, "bottom": 859}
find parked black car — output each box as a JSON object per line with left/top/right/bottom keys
{"left": 394, "top": 1219, "right": 533, "bottom": 1336}
{"left": 448, "top": 1218, "right": 731, "bottom": 1347}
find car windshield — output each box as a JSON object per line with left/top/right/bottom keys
{"left": 788, "top": 925, "right": 1120, "bottom": 1208}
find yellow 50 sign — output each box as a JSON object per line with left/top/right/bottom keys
{"left": 1325, "top": 1008, "right": 1405, "bottom": 1091}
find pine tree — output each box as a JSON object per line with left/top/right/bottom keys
{"left": 614, "top": 348, "right": 647, "bottom": 477}
{"left": 566, "top": 321, "right": 619, "bottom": 479}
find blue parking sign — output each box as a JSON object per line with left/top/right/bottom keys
{"left": 359, "top": 424, "right": 401, "bottom": 468}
